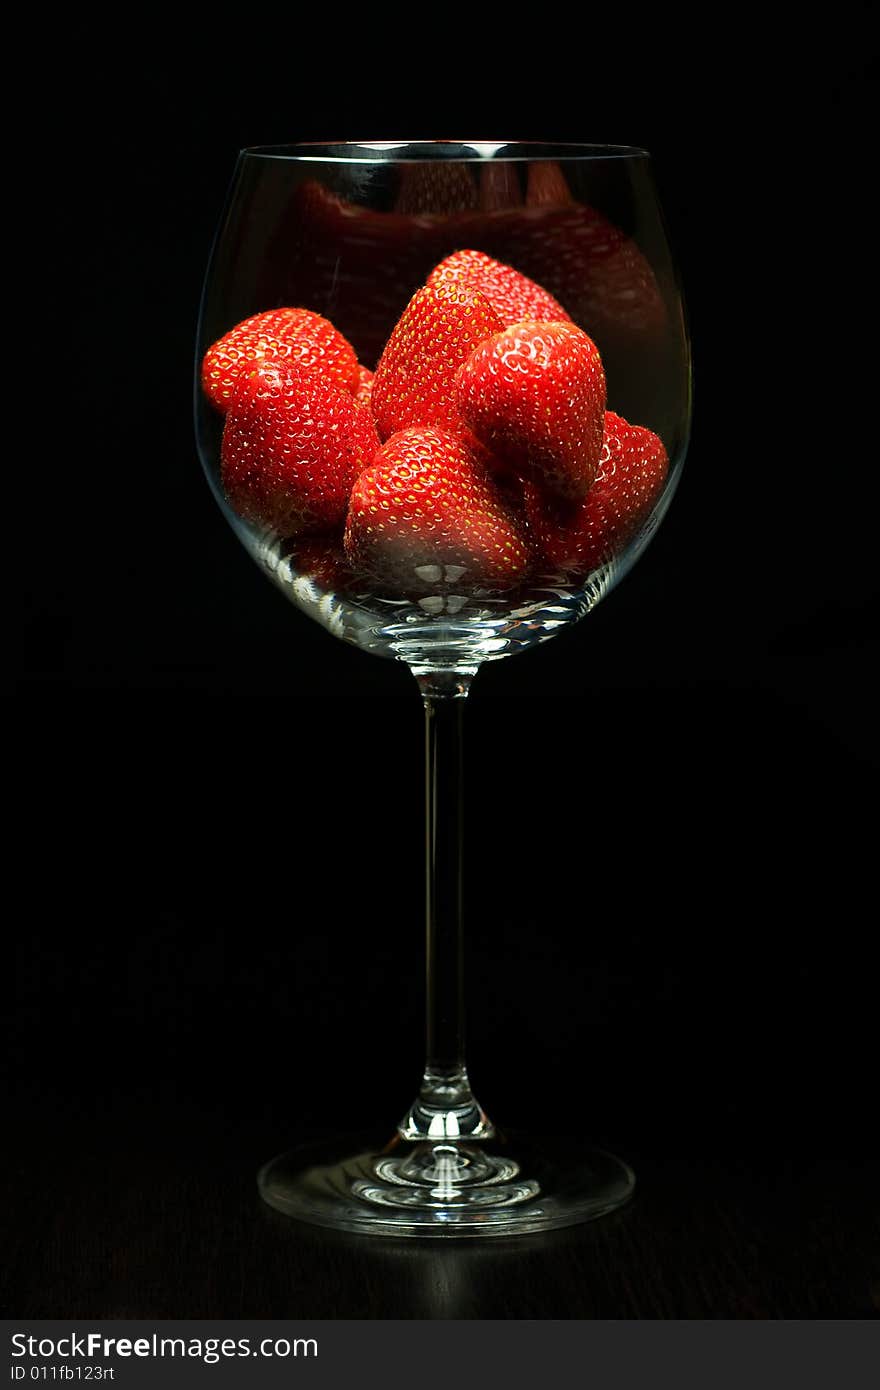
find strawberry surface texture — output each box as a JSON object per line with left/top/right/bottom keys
{"left": 524, "top": 410, "right": 669, "bottom": 574}
{"left": 344, "top": 426, "right": 530, "bottom": 591}
{"left": 202, "top": 307, "right": 360, "bottom": 413}
{"left": 454, "top": 320, "right": 606, "bottom": 501}
{"left": 221, "top": 359, "right": 379, "bottom": 538}
{"left": 354, "top": 365, "right": 375, "bottom": 406}
{"left": 371, "top": 285, "right": 503, "bottom": 441}
{"left": 427, "top": 249, "right": 571, "bottom": 328}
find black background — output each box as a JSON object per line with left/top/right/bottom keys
{"left": 9, "top": 18, "right": 879, "bottom": 1316}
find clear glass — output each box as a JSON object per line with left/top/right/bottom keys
{"left": 195, "top": 140, "right": 691, "bottom": 1235}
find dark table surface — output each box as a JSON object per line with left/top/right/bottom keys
{"left": 3, "top": 1086, "right": 877, "bottom": 1320}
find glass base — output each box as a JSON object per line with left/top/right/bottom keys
{"left": 258, "top": 1130, "right": 635, "bottom": 1238}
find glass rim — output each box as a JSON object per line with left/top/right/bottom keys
{"left": 237, "top": 140, "right": 651, "bottom": 164}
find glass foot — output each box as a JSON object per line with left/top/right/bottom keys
{"left": 258, "top": 1130, "right": 635, "bottom": 1237}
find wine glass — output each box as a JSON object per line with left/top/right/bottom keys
{"left": 194, "top": 140, "right": 691, "bottom": 1236}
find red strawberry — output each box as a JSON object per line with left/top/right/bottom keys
{"left": 344, "top": 426, "right": 530, "bottom": 591}
{"left": 202, "top": 307, "right": 360, "bottom": 413}
{"left": 371, "top": 285, "right": 502, "bottom": 441}
{"left": 454, "top": 321, "right": 606, "bottom": 502}
{"left": 221, "top": 359, "right": 379, "bottom": 538}
{"left": 355, "top": 364, "right": 374, "bottom": 407}
{"left": 426, "top": 249, "right": 571, "bottom": 328}
{"left": 525, "top": 410, "right": 669, "bottom": 575}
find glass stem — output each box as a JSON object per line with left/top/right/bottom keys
{"left": 398, "top": 671, "right": 493, "bottom": 1143}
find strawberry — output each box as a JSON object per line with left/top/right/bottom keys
{"left": 355, "top": 364, "right": 374, "bottom": 407}
{"left": 454, "top": 321, "right": 606, "bottom": 502}
{"left": 371, "top": 285, "right": 502, "bottom": 441}
{"left": 201, "top": 307, "right": 360, "bottom": 414}
{"left": 221, "top": 358, "right": 379, "bottom": 538}
{"left": 343, "top": 426, "right": 530, "bottom": 591}
{"left": 525, "top": 410, "right": 669, "bottom": 575}
{"left": 426, "top": 249, "right": 571, "bottom": 328}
